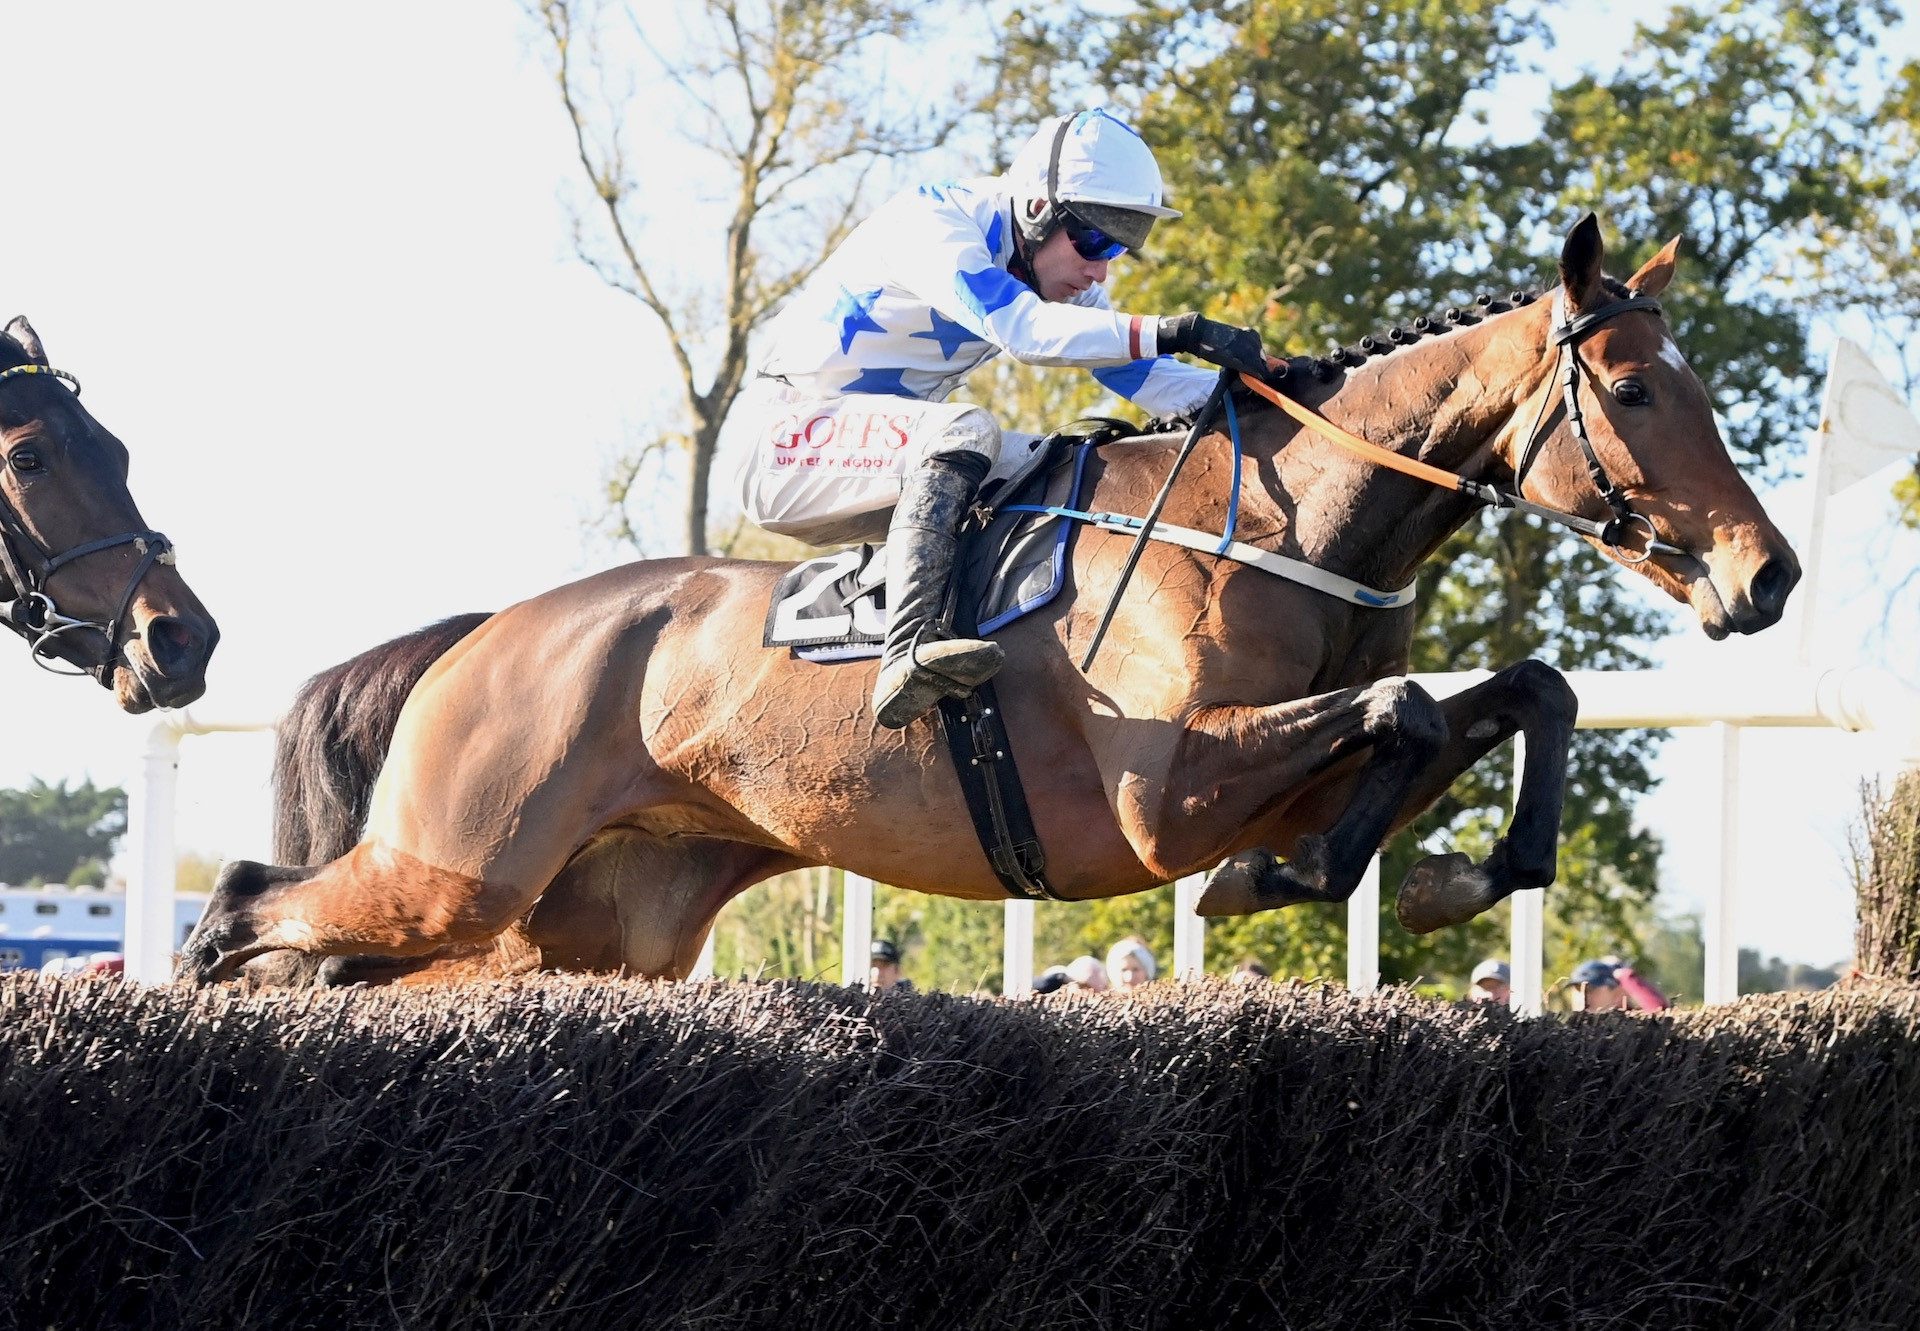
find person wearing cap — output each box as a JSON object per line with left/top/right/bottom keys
{"left": 868, "top": 938, "right": 913, "bottom": 992}
{"left": 1467, "top": 958, "right": 1512, "bottom": 1005}
{"left": 1567, "top": 957, "right": 1670, "bottom": 1012}
{"left": 736, "top": 107, "right": 1269, "bottom": 729}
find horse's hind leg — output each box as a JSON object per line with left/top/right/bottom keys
{"left": 1385, "top": 659, "right": 1578, "bottom": 934}
{"left": 527, "top": 832, "right": 803, "bottom": 977}
{"left": 1196, "top": 677, "right": 1448, "bottom": 917}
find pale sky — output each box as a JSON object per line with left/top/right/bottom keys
{"left": 1, "top": 1, "right": 1914, "bottom": 970}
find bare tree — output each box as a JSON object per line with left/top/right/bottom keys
{"left": 531, "top": 0, "right": 973, "bottom": 556}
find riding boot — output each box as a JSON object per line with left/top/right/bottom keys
{"left": 872, "top": 451, "right": 1004, "bottom": 730}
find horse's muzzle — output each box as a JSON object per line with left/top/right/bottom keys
{"left": 1704, "top": 544, "right": 1800, "bottom": 638}
{"left": 122, "top": 612, "right": 219, "bottom": 711}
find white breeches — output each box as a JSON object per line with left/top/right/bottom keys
{"left": 734, "top": 379, "right": 1027, "bottom": 546}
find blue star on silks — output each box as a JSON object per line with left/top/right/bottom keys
{"left": 841, "top": 365, "right": 913, "bottom": 396}
{"left": 828, "top": 285, "right": 887, "bottom": 354}
{"left": 1092, "top": 357, "right": 1168, "bottom": 400}
{"left": 983, "top": 210, "right": 1005, "bottom": 256}
{"left": 955, "top": 266, "right": 1026, "bottom": 323}
{"left": 910, "top": 309, "right": 985, "bottom": 360}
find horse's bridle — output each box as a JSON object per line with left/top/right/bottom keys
{"left": 1506, "top": 289, "right": 1684, "bottom": 564}
{"left": 1240, "top": 286, "right": 1687, "bottom": 564}
{"left": 0, "top": 363, "right": 175, "bottom": 686}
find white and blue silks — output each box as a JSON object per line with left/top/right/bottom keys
{"left": 735, "top": 173, "right": 1218, "bottom": 546}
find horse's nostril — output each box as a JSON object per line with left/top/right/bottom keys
{"left": 146, "top": 615, "right": 205, "bottom": 676}
{"left": 1749, "top": 557, "right": 1795, "bottom": 618}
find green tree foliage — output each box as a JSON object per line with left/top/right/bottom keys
{"left": 0, "top": 779, "right": 127, "bottom": 888}
{"left": 1532, "top": 0, "right": 1897, "bottom": 468}
{"left": 175, "top": 852, "right": 223, "bottom": 897}
{"left": 712, "top": 869, "right": 845, "bottom": 981}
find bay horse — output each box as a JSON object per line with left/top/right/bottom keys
{"left": 0, "top": 317, "right": 217, "bottom": 711}
{"left": 183, "top": 217, "right": 1795, "bottom": 986}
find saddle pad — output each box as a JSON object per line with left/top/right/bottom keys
{"left": 761, "top": 437, "right": 1098, "bottom": 662}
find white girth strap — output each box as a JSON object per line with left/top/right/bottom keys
{"left": 1087, "top": 512, "right": 1417, "bottom": 609}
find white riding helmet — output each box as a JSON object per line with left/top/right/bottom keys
{"left": 1008, "top": 108, "right": 1180, "bottom": 253}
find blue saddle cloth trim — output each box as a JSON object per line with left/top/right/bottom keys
{"left": 977, "top": 441, "right": 1094, "bottom": 634}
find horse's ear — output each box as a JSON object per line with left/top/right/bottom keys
{"left": 1627, "top": 236, "right": 1682, "bottom": 298}
{"left": 3, "top": 317, "right": 48, "bottom": 366}
{"left": 1557, "top": 213, "right": 1605, "bottom": 310}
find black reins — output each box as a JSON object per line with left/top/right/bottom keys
{"left": 0, "top": 363, "right": 175, "bottom": 686}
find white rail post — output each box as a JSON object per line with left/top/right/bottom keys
{"left": 125, "top": 721, "right": 182, "bottom": 984}
{"left": 1704, "top": 722, "right": 1742, "bottom": 1003}
{"left": 1002, "top": 898, "right": 1035, "bottom": 996}
{"left": 1509, "top": 734, "right": 1545, "bottom": 1016}
{"left": 1173, "top": 873, "right": 1207, "bottom": 980}
{"left": 1347, "top": 856, "right": 1381, "bottom": 994}
{"left": 840, "top": 872, "right": 875, "bottom": 986}
{"left": 690, "top": 929, "right": 717, "bottom": 980}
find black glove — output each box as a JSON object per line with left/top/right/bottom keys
{"left": 1156, "top": 313, "right": 1268, "bottom": 377}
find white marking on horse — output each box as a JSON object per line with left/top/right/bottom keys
{"left": 1657, "top": 338, "right": 1688, "bottom": 375}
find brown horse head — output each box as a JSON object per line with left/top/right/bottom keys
{"left": 1500, "top": 215, "right": 1799, "bottom": 639}
{"left": 0, "top": 317, "right": 218, "bottom": 710}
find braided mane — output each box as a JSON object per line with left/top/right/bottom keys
{"left": 1143, "top": 276, "right": 1635, "bottom": 432}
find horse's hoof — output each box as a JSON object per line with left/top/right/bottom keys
{"left": 174, "top": 940, "right": 227, "bottom": 987}
{"left": 175, "top": 920, "right": 257, "bottom": 986}
{"left": 1197, "top": 850, "right": 1274, "bottom": 917}
{"left": 1395, "top": 852, "right": 1497, "bottom": 934}
{"left": 1197, "top": 839, "right": 1327, "bottom": 917}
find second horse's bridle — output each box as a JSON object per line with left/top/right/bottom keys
{"left": 0, "top": 363, "right": 175, "bottom": 686}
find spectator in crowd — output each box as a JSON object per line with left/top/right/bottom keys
{"left": 1031, "top": 965, "right": 1071, "bottom": 996}
{"left": 869, "top": 938, "right": 913, "bottom": 992}
{"left": 1610, "top": 956, "right": 1670, "bottom": 1010}
{"left": 1232, "top": 959, "right": 1272, "bottom": 984}
{"left": 1468, "top": 958, "right": 1512, "bottom": 1005}
{"left": 1064, "top": 955, "right": 1109, "bottom": 993}
{"left": 1567, "top": 958, "right": 1670, "bottom": 1012}
{"left": 1105, "top": 937, "right": 1157, "bottom": 992}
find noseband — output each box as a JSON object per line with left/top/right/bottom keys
{"left": 0, "top": 364, "right": 175, "bottom": 687}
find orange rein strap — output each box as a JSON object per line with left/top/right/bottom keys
{"left": 1235, "top": 371, "right": 1489, "bottom": 498}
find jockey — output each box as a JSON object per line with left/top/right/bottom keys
{"left": 735, "top": 108, "right": 1268, "bottom": 729}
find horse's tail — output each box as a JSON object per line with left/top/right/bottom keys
{"left": 272, "top": 613, "right": 492, "bottom": 865}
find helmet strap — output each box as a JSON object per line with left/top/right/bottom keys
{"left": 1044, "top": 113, "right": 1073, "bottom": 213}
{"left": 1007, "top": 209, "right": 1038, "bottom": 288}
{"left": 1018, "top": 114, "right": 1078, "bottom": 247}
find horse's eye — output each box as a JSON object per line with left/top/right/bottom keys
{"left": 1612, "top": 379, "right": 1651, "bottom": 407}
{"left": 8, "top": 448, "right": 42, "bottom": 473}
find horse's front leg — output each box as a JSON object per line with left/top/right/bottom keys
{"left": 178, "top": 845, "right": 538, "bottom": 985}
{"left": 1183, "top": 676, "right": 1450, "bottom": 917}
{"left": 1384, "top": 659, "right": 1579, "bottom": 933}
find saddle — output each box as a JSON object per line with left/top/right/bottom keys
{"left": 761, "top": 417, "right": 1132, "bottom": 660}
{"left": 760, "top": 416, "right": 1139, "bottom": 901}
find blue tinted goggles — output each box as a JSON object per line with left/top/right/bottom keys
{"left": 1061, "top": 209, "right": 1129, "bottom": 261}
